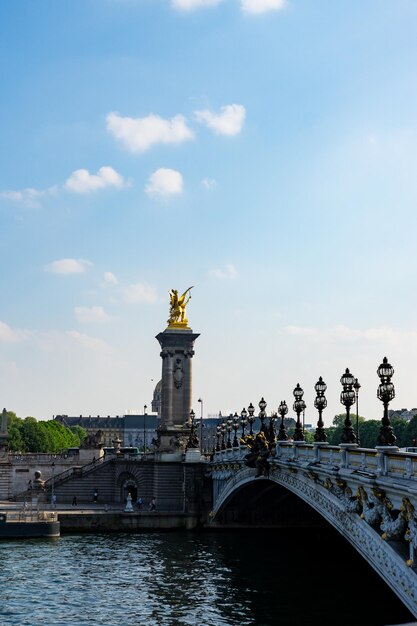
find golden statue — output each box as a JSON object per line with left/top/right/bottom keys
{"left": 167, "top": 286, "right": 194, "bottom": 328}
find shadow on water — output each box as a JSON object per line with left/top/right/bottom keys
{"left": 0, "top": 527, "right": 415, "bottom": 626}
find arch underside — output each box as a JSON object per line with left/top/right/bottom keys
{"left": 211, "top": 467, "right": 417, "bottom": 619}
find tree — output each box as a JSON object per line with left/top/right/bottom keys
{"left": 5, "top": 412, "right": 87, "bottom": 453}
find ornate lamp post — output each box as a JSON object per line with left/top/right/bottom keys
{"left": 277, "top": 400, "right": 288, "bottom": 441}
{"left": 220, "top": 420, "right": 226, "bottom": 450}
{"left": 293, "top": 384, "right": 306, "bottom": 442}
{"left": 215, "top": 423, "right": 221, "bottom": 452}
{"left": 240, "top": 408, "right": 248, "bottom": 439}
{"left": 268, "top": 412, "right": 277, "bottom": 445}
{"left": 354, "top": 378, "right": 361, "bottom": 445}
{"left": 340, "top": 368, "right": 357, "bottom": 445}
{"left": 143, "top": 404, "right": 147, "bottom": 452}
{"left": 226, "top": 414, "right": 233, "bottom": 449}
{"left": 314, "top": 376, "right": 327, "bottom": 443}
{"left": 377, "top": 357, "right": 397, "bottom": 446}
{"left": 247, "top": 403, "right": 255, "bottom": 436}
{"left": 232, "top": 412, "right": 239, "bottom": 447}
{"left": 198, "top": 397, "right": 203, "bottom": 454}
{"left": 186, "top": 409, "right": 199, "bottom": 449}
{"left": 258, "top": 397, "right": 268, "bottom": 436}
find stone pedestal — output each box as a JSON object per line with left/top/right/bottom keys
{"left": 155, "top": 327, "right": 199, "bottom": 454}
{"left": 185, "top": 448, "right": 201, "bottom": 463}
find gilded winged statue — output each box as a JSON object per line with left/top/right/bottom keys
{"left": 168, "top": 286, "right": 194, "bottom": 326}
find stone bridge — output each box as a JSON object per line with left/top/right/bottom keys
{"left": 209, "top": 442, "right": 417, "bottom": 620}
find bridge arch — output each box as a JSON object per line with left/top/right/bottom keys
{"left": 210, "top": 461, "right": 417, "bottom": 618}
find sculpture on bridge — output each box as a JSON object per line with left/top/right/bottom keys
{"left": 357, "top": 485, "right": 385, "bottom": 527}
{"left": 240, "top": 431, "right": 271, "bottom": 478}
{"left": 380, "top": 495, "right": 407, "bottom": 542}
{"left": 82, "top": 429, "right": 104, "bottom": 449}
{"left": 167, "top": 287, "right": 194, "bottom": 327}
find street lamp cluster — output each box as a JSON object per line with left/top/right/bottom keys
{"left": 201, "top": 356, "right": 398, "bottom": 456}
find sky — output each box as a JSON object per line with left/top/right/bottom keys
{"left": 1, "top": 0, "right": 417, "bottom": 428}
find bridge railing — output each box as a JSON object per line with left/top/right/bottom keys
{"left": 212, "top": 442, "right": 417, "bottom": 481}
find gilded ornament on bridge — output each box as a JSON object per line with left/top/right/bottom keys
{"left": 167, "top": 286, "right": 194, "bottom": 328}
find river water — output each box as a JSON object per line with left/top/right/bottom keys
{"left": 0, "top": 528, "right": 415, "bottom": 626}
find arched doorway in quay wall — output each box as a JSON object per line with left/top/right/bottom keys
{"left": 117, "top": 472, "right": 138, "bottom": 505}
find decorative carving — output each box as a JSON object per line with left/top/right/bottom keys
{"left": 173, "top": 359, "right": 184, "bottom": 388}
{"left": 357, "top": 485, "right": 385, "bottom": 527}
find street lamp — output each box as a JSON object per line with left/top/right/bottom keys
{"left": 220, "top": 420, "right": 226, "bottom": 450}
{"left": 293, "top": 384, "right": 305, "bottom": 442}
{"left": 247, "top": 403, "right": 255, "bottom": 437}
{"left": 314, "top": 376, "right": 327, "bottom": 443}
{"left": 268, "top": 412, "right": 277, "bottom": 445}
{"left": 143, "top": 404, "right": 147, "bottom": 453}
{"left": 353, "top": 378, "right": 361, "bottom": 445}
{"left": 232, "top": 412, "right": 239, "bottom": 448}
{"left": 226, "top": 414, "right": 233, "bottom": 449}
{"left": 51, "top": 462, "right": 55, "bottom": 505}
{"left": 377, "top": 357, "right": 397, "bottom": 447}
{"left": 340, "top": 368, "right": 357, "bottom": 445}
{"left": 216, "top": 423, "right": 221, "bottom": 452}
{"left": 258, "top": 397, "right": 268, "bottom": 436}
{"left": 240, "top": 408, "right": 248, "bottom": 439}
{"left": 198, "top": 398, "right": 203, "bottom": 453}
{"left": 277, "top": 400, "right": 288, "bottom": 441}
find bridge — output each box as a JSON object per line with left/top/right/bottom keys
{"left": 209, "top": 440, "right": 417, "bottom": 620}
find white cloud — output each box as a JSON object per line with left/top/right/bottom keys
{"left": 208, "top": 264, "right": 238, "bottom": 279}
{"left": 45, "top": 258, "right": 92, "bottom": 275}
{"left": 145, "top": 168, "right": 183, "bottom": 198}
{"left": 66, "top": 330, "right": 112, "bottom": 353}
{"left": 241, "top": 0, "right": 286, "bottom": 14}
{"left": 74, "top": 306, "right": 110, "bottom": 323}
{"left": 194, "top": 104, "right": 246, "bottom": 136}
{"left": 64, "top": 166, "right": 125, "bottom": 194}
{"left": 106, "top": 111, "right": 194, "bottom": 153}
{"left": 202, "top": 177, "right": 217, "bottom": 189}
{"left": 124, "top": 283, "right": 159, "bottom": 303}
{"left": 283, "top": 324, "right": 417, "bottom": 349}
{"left": 103, "top": 271, "right": 118, "bottom": 285}
{"left": 1, "top": 186, "right": 58, "bottom": 209}
{"left": 172, "top": 0, "right": 223, "bottom": 9}
{"left": 0, "top": 321, "right": 22, "bottom": 343}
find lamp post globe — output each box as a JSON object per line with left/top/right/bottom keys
{"left": 240, "top": 408, "right": 248, "bottom": 440}
{"left": 376, "top": 357, "right": 397, "bottom": 447}
{"left": 353, "top": 378, "right": 361, "bottom": 445}
{"left": 314, "top": 376, "right": 327, "bottom": 443}
{"left": 277, "top": 400, "right": 288, "bottom": 441}
{"left": 293, "top": 384, "right": 305, "bottom": 442}
{"left": 247, "top": 403, "right": 255, "bottom": 437}
{"left": 340, "top": 368, "right": 357, "bottom": 445}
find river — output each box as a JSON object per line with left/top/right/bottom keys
{"left": 0, "top": 527, "right": 414, "bottom": 626}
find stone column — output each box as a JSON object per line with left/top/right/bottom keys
{"left": 155, "top": 328, "right": 199, "bottom": 459}
{"left": 0, "top": 408, "right": 8, "bottom": 453}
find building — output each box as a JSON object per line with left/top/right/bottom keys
{"left": 54, "top": 413, "right": 161, "bottom": 451}
{"left": 389, "top": 408, "right": 417, "bottom": 422}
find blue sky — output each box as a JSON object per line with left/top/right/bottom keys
{"left": 1, "top": 0, "right": 417, "bottom": 427}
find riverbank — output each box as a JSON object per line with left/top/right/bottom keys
{"left": 0, "top": 501, "right": 203, "bottom": 532}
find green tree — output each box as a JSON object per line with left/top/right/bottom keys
{"left": 406, "top": 416, "right": 417, "bottom": 448}
{"left": 357, "top": 420, "right": 381, "bottom": 449}
{"left": 20, "top": 417, "right": 49, "bottom": 452}
{"left": 6, "top": 412, "right": 25, "bottom": 452}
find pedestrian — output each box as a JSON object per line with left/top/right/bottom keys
{"left": 136, "top": 496, "right": 143, "bottom": 509}
{"left": 72, "top": 496, "right": 77, "bottom": 506}
{"left": 93, "top": 488, "right": 98, "bottom": 503}
{"left": 149, "top": 497, "right": 156, "bottom": 511}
